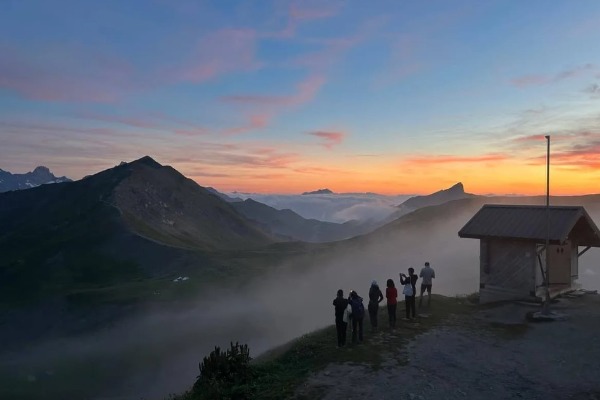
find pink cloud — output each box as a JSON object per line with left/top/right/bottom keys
{"left": 265, "top": 1, "right": 341, "bottom": 39}
{"left": 511, "top": 64, "right": 596, "bottom": 88}
{"left": 221, "top": 75, "right": 325, "bottom": 107}
{"left": 0, "top": 43, "right": 136, "bottom": 103}
{"left": 308, "top": 130, "right": 346, "bottom": 150}
{"left": 173, "top": 29, "right": 261, "bottom": 83}
{"left": 222, "top": 114, "right": 271, "bottom": 135}
{"left": 75, "top": 112, "right": 162, "bottom": 129}
{"left": 173, "top": 128, "right": 209, "bottom": 136}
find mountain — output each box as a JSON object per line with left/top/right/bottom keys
{"left": 231, "top": 198, "right": 369, "bottom": 242}
{"left": 400, "top": 182, "right": 475, "bottom": 210}
{"left": 302, "top": 188, "right": 334, "bottom": 195}
{"left": 206, "top": 186, "right": 243, "bottom": 203}
{"left": 0, "top": 156, "right": 274, "bottom": 306}
{"left": 0, "top": 166, "right": 71, "bottom": 192}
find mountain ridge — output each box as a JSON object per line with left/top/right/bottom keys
{"left": 0, "top": 165, "right": 71, "bottom": 192}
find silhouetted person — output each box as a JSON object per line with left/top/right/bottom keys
{"left": 385, "top": 278, "right": 397, "bottom": 328}
{"left": 400, "top": 268, "right": 418, "bottom": 320}
{"left": 419, "top": 261, "right": 436, "bottom": 307}
{"left": 333, "top": 289, "right": 349, "bottom": 347}
{"left": 348, "top": 290, "right": 365, "bottom": 344}
{"left": 368, "top": 280, "right": 384, "bottom": 330}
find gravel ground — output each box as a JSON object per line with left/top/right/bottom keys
{"left": 294, "top": 293, "right": 600, "bottom": 400}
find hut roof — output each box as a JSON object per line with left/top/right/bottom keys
{"left": 458, "top": 205, "right": 600, "bottom": 246}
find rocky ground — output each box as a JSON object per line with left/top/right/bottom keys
{"left": 294, "top": 293, "right": 600, "bottom": 400}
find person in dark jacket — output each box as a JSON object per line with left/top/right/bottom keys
{"left": 400, "top": 268, "right": 418, "bottom": 320}
{"left": 385, "top": 278, "right": 397, "bottom": 328}
{"left": 348, "top": 290, "right": 365, "bottom": 344}
{"left": 333, "top": 289, "right": 349, "bottom": 347}
{"left": 368, "top": 280, "right": 384, "bottom": 330}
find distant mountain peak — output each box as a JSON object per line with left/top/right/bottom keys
{"left": 400, "top": 182, "right": 473, "bottom": 210}
{"left": 130, "top": 156, "right": 162, "bottom": 169}
{"left": 0, "top": 165, "right": 72, "bottom": 193}
{"left": 445, "top": 182, "right": 465, "bottom": 194}
{"left": 302, "top": 188, "right": 334, "bottom": 195}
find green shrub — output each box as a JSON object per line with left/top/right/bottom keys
{"left": 192, "top": 342, "right": 253, "bottom": 400}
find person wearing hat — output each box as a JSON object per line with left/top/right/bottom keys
{"left": 367, "top": 280, "right": 384, "bottom": 330}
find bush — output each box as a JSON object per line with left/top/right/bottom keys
{"left": 192, "top": 342, "right": 253, "bottom": 400}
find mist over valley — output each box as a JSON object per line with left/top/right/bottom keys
{"left": 1, "top": 158, "right": 599, "bottom": 399}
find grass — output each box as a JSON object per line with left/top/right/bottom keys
{"left": 173, "top": 294, "right": 487, "bottom": 400}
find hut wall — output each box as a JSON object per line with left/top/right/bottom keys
{"left": 479, "top": 239, "right": 536, "bottom": 303}
{"left": 571, "top": 242, "right": 579, "bottom": 281}
{"left": 548, "top": 242, "right": 571, "bottom": 285}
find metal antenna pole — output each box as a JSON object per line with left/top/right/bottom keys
{"left": 542, "top": 135, "right": 551, "bottom": 314}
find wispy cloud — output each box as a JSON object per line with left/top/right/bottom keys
{"left": 221, "top": 75, "right": 325, "bottom": 107}
{"left": 168, "top": 28, "right": 262, "bottom": 83}
{"left": 221, "top": 114, "right": 271, "bottom": 135}
{"left": 307, "top": 131, "right": 346, "bottom": 150}
{"left": 511, "top": 64, "right": 596, "bottom": 88}
{"left": 264, "top": 1, "right": 342, "bottom": 39}
{"left": 0, "top": 42, "right": 137, "bottom": 103}
{"left": 584, "top": 83, "right": 600, "bottom": 97}
{"left": 404, "top": 154, "right": 508, "bottom": 165}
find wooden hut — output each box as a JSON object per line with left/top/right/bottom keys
{"left": 458, "top": 205, "right": 600, "bottom": 303}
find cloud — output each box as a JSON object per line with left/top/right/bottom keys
{"left": 584, "top": 83, "right": 600, "bottom": 97}
{"left": 170, "top": 29, "right": 262, "bottom": 83}
{"left": 75, "top": 112, "right": 163, "bottom": 130}
{"left": 511, "top": 64, "right": 596, "bottom": 88}
{"left": 173, "top": 128, "right": 209, "bottom": 136}
{"left": 221, "top": 75, "right": 325, "bottom": 107}
{"left": 404, "top": 154, "right": 508, "bottom": 165}
{"left": 524, "top": 134, "right": 600, "bottom": 170}
{"left": 264, "top": 1, "right": 342, "bottom": 39}
{"left": 0, "top": 42, "right": 136, "bottom": 103}
{"left": 307, "top": 131, "right": 346, "bottom": 150}
{"left": 221, "top": 114, "right": 271, "bottom": 135}
{"left": 239, "top": 192, "right": 410, "bottom": 223}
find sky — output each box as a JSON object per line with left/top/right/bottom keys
{"left": 1, "top": 0, "right": 600, "bottom": 195}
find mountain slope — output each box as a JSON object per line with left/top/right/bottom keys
{"left": 231, "top": 198, "right": 368, "bottom": 242}
{"left": 400, "top": 182, "right": 475, "bottom": 210}
{"left": 0, "top": 156, "right": 274, "bottom": 305}
{"left": 0, "top": 166, "right": 71, "bottom": 192}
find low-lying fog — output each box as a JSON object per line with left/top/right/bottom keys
{"left": 3, "top": 209, "right": 599, "bottom": 400}
{"left": 237, "top": 192, "right": 412, "bottom": 223}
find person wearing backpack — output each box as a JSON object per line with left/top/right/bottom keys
{"left": 400, "top": 268, "right": 418, "bottom": 320}
{"left": 333, "top": 289, "right": 349, "bottom": 347}
{"left": 348, "top": 290, "right": 365, "bottom": 344}
{"left": 368, "top": 280, "right": 384, "bottom": 331}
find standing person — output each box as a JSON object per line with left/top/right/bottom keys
{"left": 385, "top": 279, "right": 398, "bottom": 328}
{"left": 419, "top": 262, "right": 436, "bottom": 307}
{"left": 400, "top": 268, "right": 418, "bottom": 320}
{"left": 368, "top": 281, "right": 384, "bottom": 330}
{"left": 332, "top": 289, "right": 349, "bottom": 347}
{"left": 348, "top": 291, "right": 365, "bottom": 344}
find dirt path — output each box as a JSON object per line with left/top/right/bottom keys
{"left": 294, "top": 294, "right": 600, "bottom": 400}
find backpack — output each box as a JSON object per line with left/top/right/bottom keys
{"left": 351, "top": 298, "right": 365, "bottom": 318}
{"left": 403, "top": 283, "right": 414, "bottom": 296}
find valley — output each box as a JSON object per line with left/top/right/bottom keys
{"left": 1, "top": 158, "right": 599, "bottom": 400}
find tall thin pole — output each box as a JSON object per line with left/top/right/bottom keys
{"left": 543, "top": 135, "right": 551, "bottom": 314}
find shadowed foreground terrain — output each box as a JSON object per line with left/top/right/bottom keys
{"left": 176, "top": 293, "right": 600, "bottom": 400}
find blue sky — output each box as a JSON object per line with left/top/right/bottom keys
{"left": 1, "top": 0, "right": 600, "bottom": 194}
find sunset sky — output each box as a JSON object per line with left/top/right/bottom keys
{"left": 1, "top": 0, "right": 600, "bottom": 195}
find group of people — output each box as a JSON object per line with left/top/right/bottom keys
{"left": 332, "top": 262, "right": 436, "bottom": 347}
